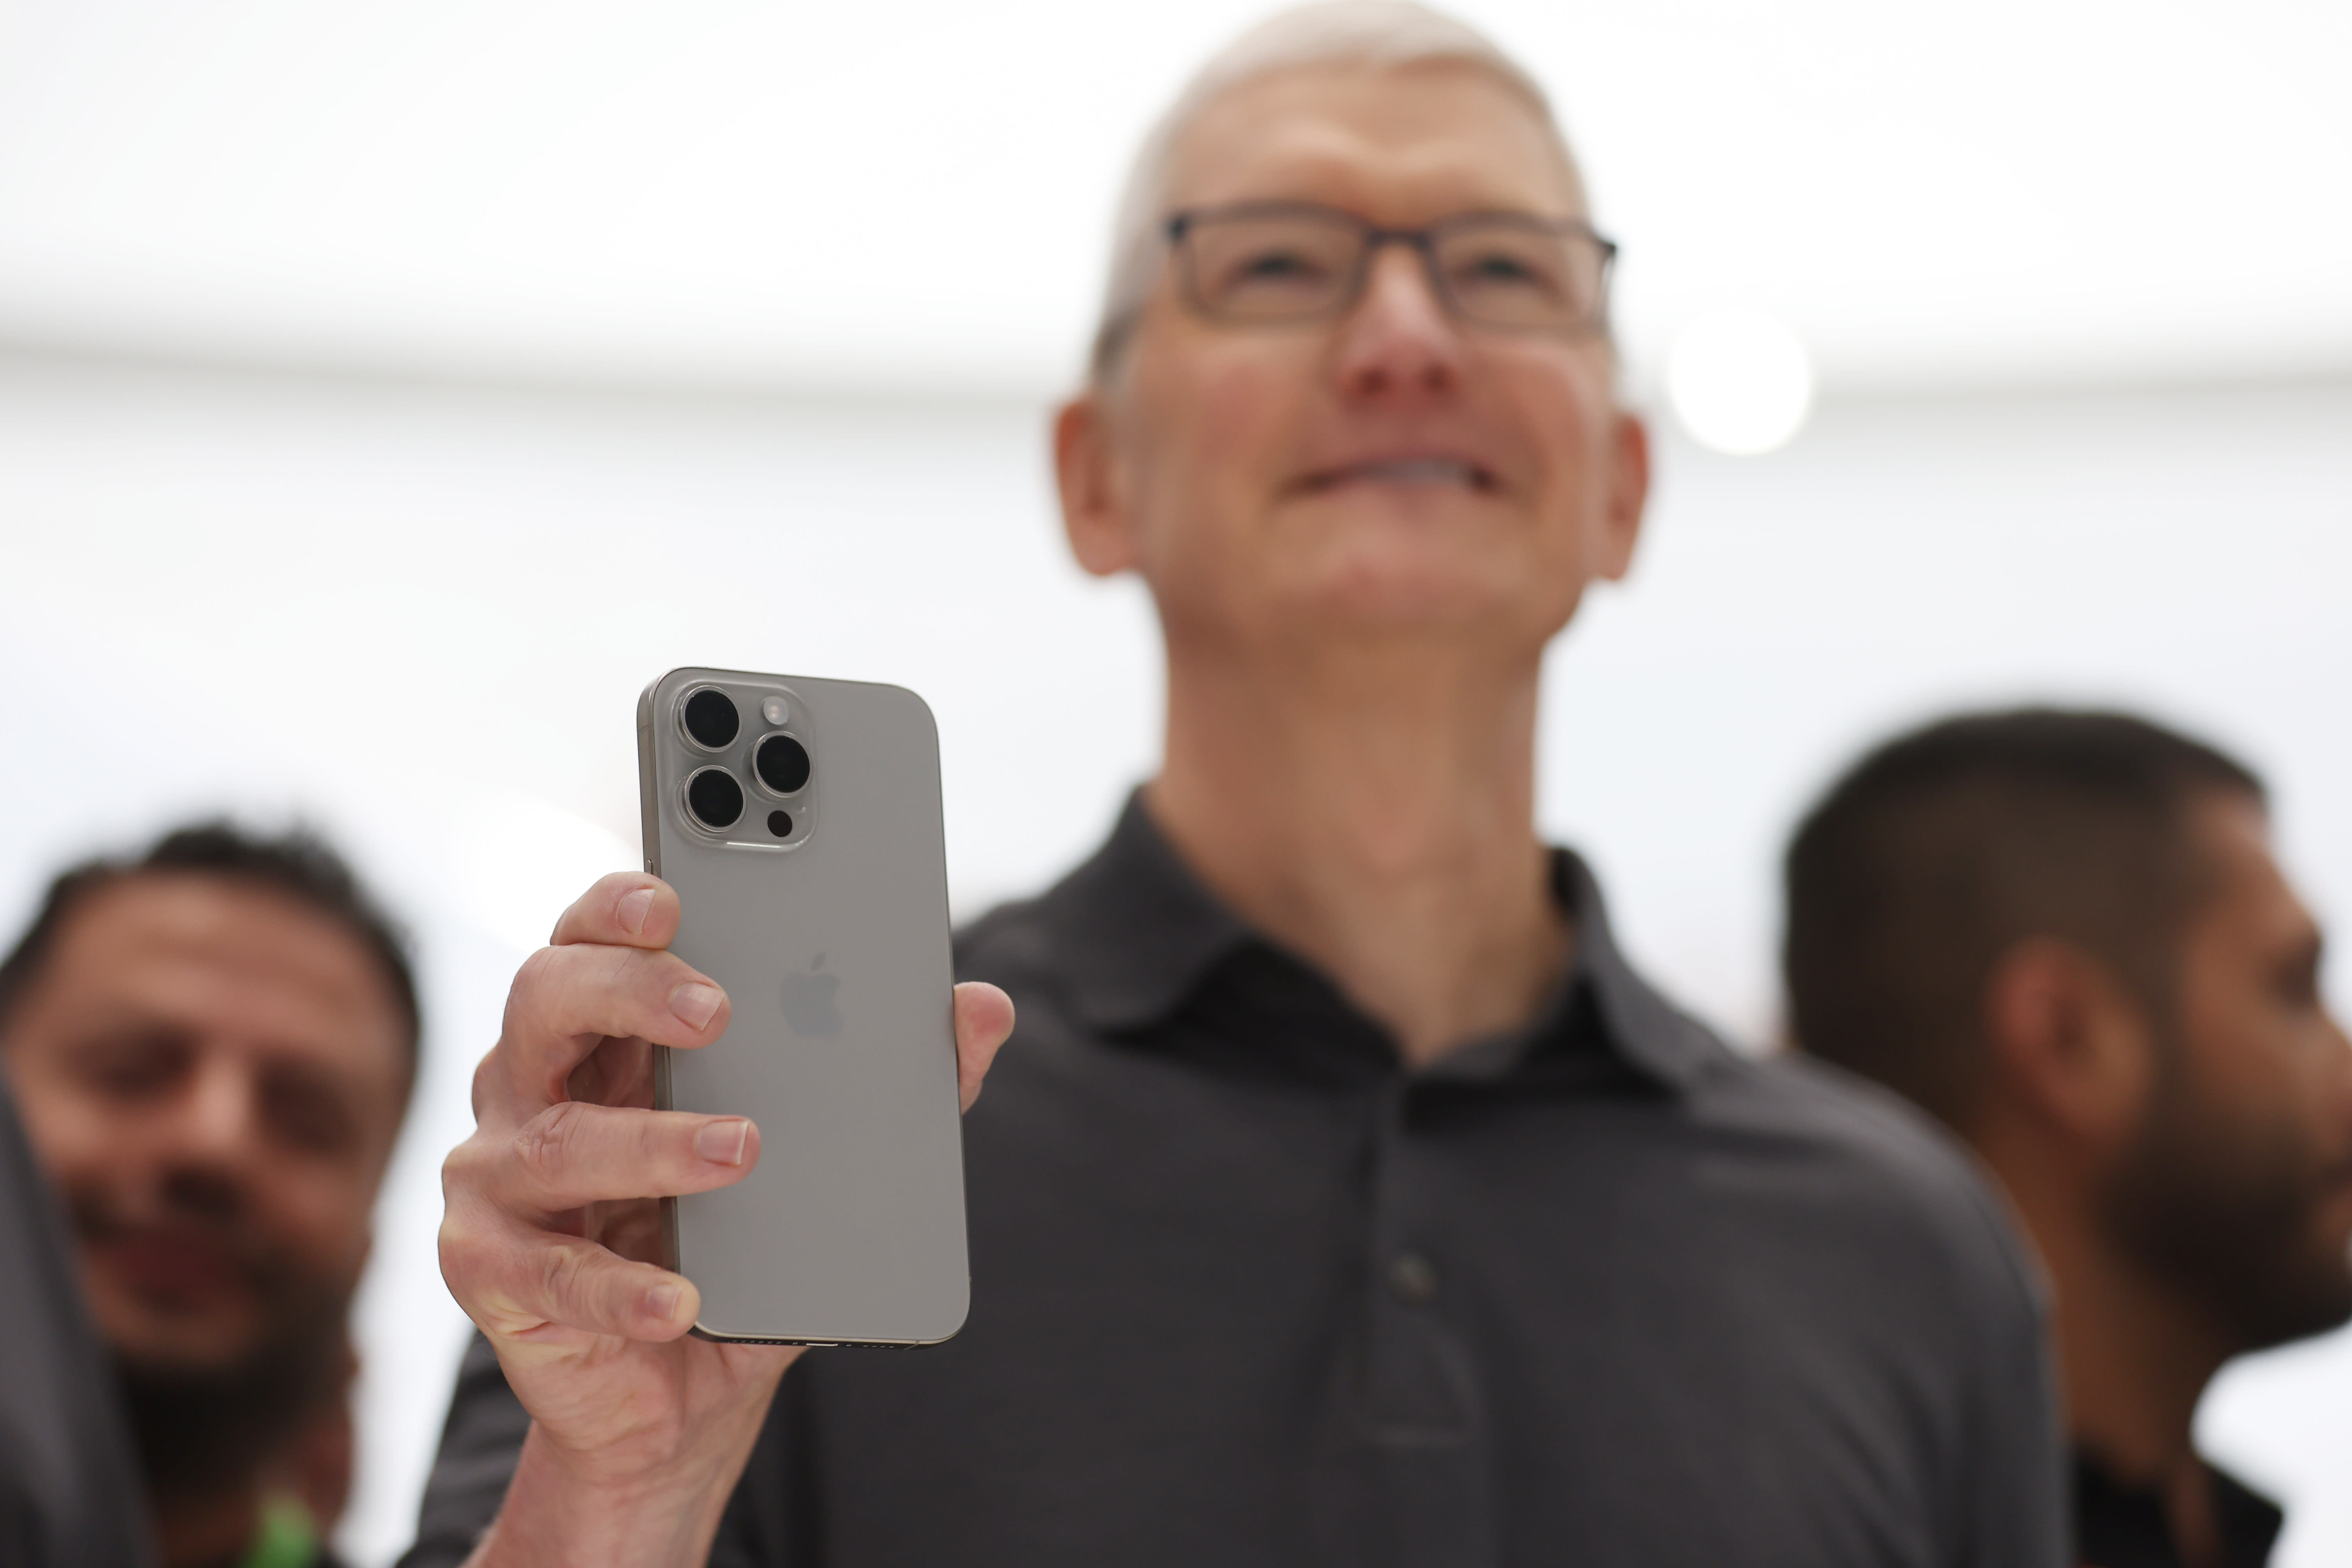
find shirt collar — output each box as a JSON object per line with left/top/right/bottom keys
{"left": 1033, "top": 790, "right": 1252, "bottom": 1033}
{"left": 1553, "top": 850, "right": 1723, "bottom": 1091}
{"left": 1032, "top": 790, "right": 1725, "bottom": 1094}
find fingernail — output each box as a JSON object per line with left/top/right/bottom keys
{"left": 617, "top": 887, "right": 655, "bottom": 936}
{"left": 670, "top": 982, "right": 723, "bottom": 1029}
{"left": 696, "top": 1118, "right": 750, "bottom": 1166}
{"left": 644, "top": 1281, "right": 683, "bottom": 1325}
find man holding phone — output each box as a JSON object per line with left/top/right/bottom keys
{"left": 411, "top": 4, "right": 2065, "bottom": 1563}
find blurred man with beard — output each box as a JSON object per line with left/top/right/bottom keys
{"left": 1785, "top": 710, "right": 2352, "bottom": 1568}
{"left": 0, "top": 824, "right": 418, "bottom": 1568}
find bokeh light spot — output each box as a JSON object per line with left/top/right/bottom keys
{"left": 1667, "top": 310, "right": 1816, "bottom": 456}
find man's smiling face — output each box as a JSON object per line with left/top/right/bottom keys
{"left": 0, "top": 874, "right": 407, "bottom": 1376}
{"left": 1063, "top": 59, "right": 1646, "bottom": 663}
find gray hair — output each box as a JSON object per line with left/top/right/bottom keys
{"left": 1089, "top": 1, "right": 1575, "bottom": 380}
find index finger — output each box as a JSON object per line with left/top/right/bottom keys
{"left": 550, "top": 872, "right": 680, "bottom": 951}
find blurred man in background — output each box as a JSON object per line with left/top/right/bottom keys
{"left": 0, "top": 824, "right": 420, "bottom": 1568}
{"left": 1785, "top": 710, "right": 2352, "bottom": 1568}
{"left": 407, "top": 5, "right": 2062, "bottom": 1564}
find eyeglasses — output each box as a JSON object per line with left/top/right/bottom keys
{"left": 1165, "top": 201, "right": 1617, "bottom": 335}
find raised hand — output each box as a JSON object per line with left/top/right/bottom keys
{"left": 437, "top": 872, "right": 1013, "bottom": 1567}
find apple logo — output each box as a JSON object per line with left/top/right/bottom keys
{"left": 780, "top": 952, "right": 844, "bottom": 1040}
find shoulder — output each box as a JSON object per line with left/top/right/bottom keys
{"left": 1694, "top": 1041, "right": 2047, "bottom": 1319}
{"left": 952, "top": 891, "right": 1101, "bottom": 1051}
{"left": 953, "top": 892, "right": 1058, "bottom": 985}
{"left": 949, "top": 893, "right": 1125, "bottom": 1105}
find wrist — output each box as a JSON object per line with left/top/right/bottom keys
{"left": 466, "top": 1417, "right": 753, "bottom": 1568}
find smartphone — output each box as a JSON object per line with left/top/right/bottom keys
{"left": 636, "top": 667, "right": 967, "bottom": 1345}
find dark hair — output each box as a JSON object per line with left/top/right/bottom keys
{"left": 0, "top": 822, "right": 420, "bottom": 1095}
{"left": 1782, "top": 708, "right": 2263, "bottom": 1130}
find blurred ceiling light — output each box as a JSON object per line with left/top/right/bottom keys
{"left": 1666, "top": 309, "right": 1817, "bottom": 456}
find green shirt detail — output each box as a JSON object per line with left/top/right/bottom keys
{"left": 237, "top": 1496, "right": 320, "bottom": 1568}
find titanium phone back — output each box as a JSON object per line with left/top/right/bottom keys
{"left": 637, "top": 667, "right": 967, "bottom": 1345}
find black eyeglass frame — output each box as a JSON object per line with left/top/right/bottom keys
{"left": 1163, "top": 200, "right": 1619, "bottom": 336}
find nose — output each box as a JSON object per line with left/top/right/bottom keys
{"left": 1331, "top": 241, "right": 1466, "bottom": 405}
{"left": 169, "top": 1052, "right": 263, "bottom": 1178}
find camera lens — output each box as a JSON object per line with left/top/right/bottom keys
{"left": 755, "top": 734, "right": 811, "bottom": 795}
{"left": 682, "top": 688, "right": 740, "bottom": 750}
{"left": 684, "top": 767, "right": 745, "bottom": 831}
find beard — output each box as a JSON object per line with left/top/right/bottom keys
{"left": 2103, "top": 1025, "right": 2352, "bottom": 1354}
{"left": 67, "top": 1172, "right": 354, "bottom": 1503}
{"left": 110, "top": 1285, "right": 347, "bottom": 1502}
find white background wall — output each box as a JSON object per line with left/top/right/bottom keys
{"left": 2, "top": 355, "right": 2347, "bottom": 1566}
{"left": 1, "top": 0, "right": 2348, "bottom": 1560}
{"left": 5, "top": 0, "right": 2348, "bottom": 390}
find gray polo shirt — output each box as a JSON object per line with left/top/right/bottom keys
{"left": 404, "top": 796, "right": 2064, "bottom": 1567}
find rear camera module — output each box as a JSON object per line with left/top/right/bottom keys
{"left": 681, "top": 688, "right": 740, "bottom": 750}
{"left": 755, "top": 734, "right": 811, "bottom": 795}
{"left": 684, "top": 766, "right": 745, "bottom": 832}
{"left": 767, "top": 809, "right": 792, "bottom": 837}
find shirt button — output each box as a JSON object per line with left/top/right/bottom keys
{"left": 1387, "top": 1251, "right": 1440, "bottom": 1305}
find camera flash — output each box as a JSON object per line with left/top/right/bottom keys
{"left": 762, "top": 696, "right": 789, "bottom": 726}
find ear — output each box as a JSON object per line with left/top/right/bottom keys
{"left": 1592, "top": 407, "right": 1650, "bottom": 583}
{"left": 1054, "top": 393, "right": 1140, "bottom": 579}
{"left": 1981, "top": 937, "right": 2158, "bottom": 1158}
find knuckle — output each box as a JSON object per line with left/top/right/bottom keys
{"left": 591, "top": 942, "right": 639, "bottom": 990}
{"left": 512, "top": 944, "right": 564, "bottom": 1002}
{"left": 534, "top": 1242, "right": 570, "bottom": 1304}
{"left": 441, "top": 1131, "right": 508, "bottom": 1205}
{"left": 436, "top": 1215, "right": 479, "bottom": 1288}
{"left": 569, "top": 942, "right": 643, "bottom": 1018}
{"left": 512, "top": 1100, "right": 588, "bottom": 1185}
{"left": 437, "top": 1216, "right": 507, "bottom": 1313}
{"left": 502, "top": 949, "right": 567, "bottom": 1041}
{"left": 470, "top": 1053, "right": 496, "bottom": 1117}
{"left": 537, "top": 1240, "right": 601, "bottom": 1320}
{"left": 440, "top": 1138, "right": 480, "bottom": 1198}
